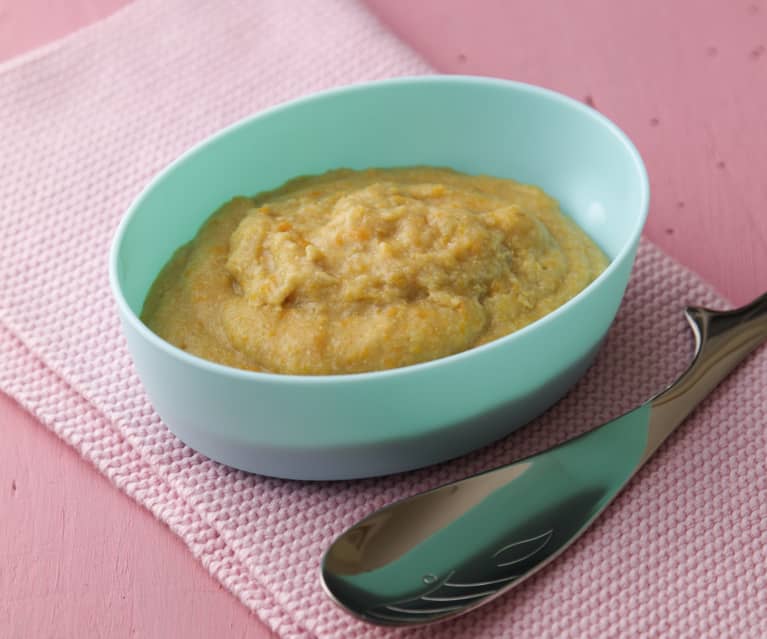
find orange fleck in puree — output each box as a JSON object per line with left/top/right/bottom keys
{"left": 142, "top": 167, "right": 607, "bottom": 375}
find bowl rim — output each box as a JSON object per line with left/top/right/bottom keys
{"left": 108, "top": 74, "right": 649, "bottom": 385}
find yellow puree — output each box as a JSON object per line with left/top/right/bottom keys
{"left": 142, "top": 167, "right": 608, "bottom": 375}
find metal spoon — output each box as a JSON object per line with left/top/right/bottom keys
{"left": 321, "top": 292, "right": 767, "bottom": 626}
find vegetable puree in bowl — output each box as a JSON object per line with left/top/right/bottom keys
{"left": 141, "top": 167, "right": 608, "bottom": 375}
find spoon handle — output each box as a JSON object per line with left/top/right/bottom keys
{"left": 644, "top": 291, "right": 767, "bottom": 462}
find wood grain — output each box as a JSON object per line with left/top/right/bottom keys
{"left": 0, "top": 393, "right": 273, "bottom": 638}
{"left": 0, "top": 0, "right": 126, "bottom": 61}
{"left": 2, "top": 0, "right": 766, "bottom": 637}
{"left": 368, "top": 0, "right": 767, "bottom": 305}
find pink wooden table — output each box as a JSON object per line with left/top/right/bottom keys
{"left": 2, "top": 1, "right": 766, "bottom": 637}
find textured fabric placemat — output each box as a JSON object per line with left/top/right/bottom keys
{"left": 1, "top": 1, "right": 765, "bottom": 637}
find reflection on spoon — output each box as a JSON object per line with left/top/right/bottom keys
{"left": 321, "top": 292, "right": 767, "bottom": 626}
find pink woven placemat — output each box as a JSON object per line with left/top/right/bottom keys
{"left": 1, "top": 1, "right": 765, "bottom": 637}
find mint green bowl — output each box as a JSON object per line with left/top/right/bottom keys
{"left": 109, "top": 76, "right": 648, "bottom": 480}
